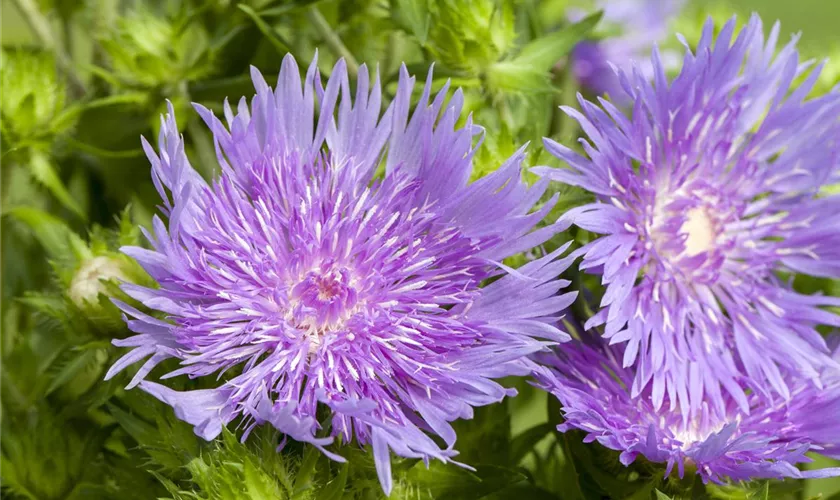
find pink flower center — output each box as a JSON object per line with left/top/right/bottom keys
{"left": 289, "top": 267, "right": 358, "bottom": 333}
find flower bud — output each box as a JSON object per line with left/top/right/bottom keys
{"left": 0, "top": 49, "right": 73, "bottom": 149}
{"left": 68, "top": 255, "right": 130, "bottom": 309}
{"left": 99, "top": 9, "right": 214, "bottom": 90}
{"left": 395, "top": 0, "right": 515, "bottom": 75}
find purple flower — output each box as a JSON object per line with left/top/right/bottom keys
{"left": 536, "top": 16, "right": 840, "bottom": 421}
{"left": 569, "top": 0, "right": 685, "bottom": 99}
{"left": 534, "top": 334, "right": 840, "bottom": 482}
{"left": 105, "top": 54, "right": 576, "bottom": 494}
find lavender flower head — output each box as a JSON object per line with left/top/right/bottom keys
{"left": 105, "top": 54, "right": 576, "bottom": 494}
{"left": 569, "top": 0, "right": 686, "bottom": 99}
{"left": 536, "top": 16, "right": 840, "bottom": 424}
{"left": 534, "top": 333, "right": 840, "bottom": 482}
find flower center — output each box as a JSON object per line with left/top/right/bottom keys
{"left": 668, "top": 415, "right": 730, "bottom": 450}
{"left": 680, "top": 207, "right": 717, "bottom": 256}
{"left": 647, "top": 181, "right": 738, "bottom": 281}
{"left": 289, "top": 267, "right": 358, "bottom": 333}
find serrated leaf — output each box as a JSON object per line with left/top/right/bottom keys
{"left": 148, "top": 470, "right": 181, "bottom": 495}
{"left": 316, "top": 462, "right": 348, "bottom": 500}
{"left": 485, "top": 10, "right": 601, "bottom": 95}
{"left": 18, "top": 294, "right": 66, "bottom": 317}
{"left": 244, "top": 459, "right": 283, "bottom": 500}
{"left": 0, "top": 454, "right": 37, "bottom": 500}
{"left": 44, "top": 346, "right": 100, "bottom": 395}
{"left": 7, "top": 206, "right": 91, "bottom": 263}
{"left": 293, "top": 443, "right": 321, "bottom": 495}
{"left": 746, "top": 482, "right": 769, "bottom": 500}
{"left": 512, "top": 10, "right": 603, "bottom": 69}
{"left": 108, "top": 405, "right": 160, "bottom": 446}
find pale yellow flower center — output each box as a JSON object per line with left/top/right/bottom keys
{"left": 680, "top": 207, "right": 717, "bottom": 256}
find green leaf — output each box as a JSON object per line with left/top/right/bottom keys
{"left": 108, "top": 405, "right": 160, "bottom": 446}
{"left": 485, "top": 10, "right": 602, "bottom": 95}
{"left": 44, "top": 346, "right": 101, "bottom": 395}
{"left": 451, "top": 399, "right": 512, "bottom": 466}
{"left": 237, "top": 4, "right": 291, "bottom": 54}
{"left": 27, "top": 149, "right": 86, "bottom": 219}
{"left": 293, "top": 443, "right": 321, "bottom": 496}
{"left": 555, "top": 434, "right": 587, "bottom": 500}
{"left": 510, "top": 423, "right": 555, "bottom": 464}
{"left": 624, "top": 479, "right": 661, "bottom": 500}
{"left": 406, "top": 462, "right": 527, "bottom": 499}
{"left": 316, "top": 462, "right": 348, "bottom": 500}
{"left": 656, "top": 490, "right": 675, "bottom": 500}
{"left": 746, "top": 482, "right": 769, "bottom": 500}
{"left": 560, "top": 431, "right": 649, "bottom": 499}
{"left": 243, "top": 459, "right": 284, "bottom": 500}
{"left": 486, "top": 62, "right": 557, "bottom": 93}
{"left": 7, "top": 206, "right": 91, "bottom": 263}
{"left": 512, "top": 10, "right": 603, "bottom": 70}
{"left": 393, "top": 0, "right": 431, "bottom": 45}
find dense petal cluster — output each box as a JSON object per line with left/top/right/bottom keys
{"left": 534, "top": 334, "right": 840, "bottom": 482}
{"left": 537, "top": 15, "right": 840, "bottom": 423}
{"left": 569, "top": 0, "right": 686, "bottom": 99}
{"left": 105, "top": 55, "right": 576, "bottom": 493}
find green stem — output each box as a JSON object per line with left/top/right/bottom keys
{"left": 306, "top": 6, "right": 359, "bottom": 77}
{"left": 13, "top": 0, "right": 87, "bottom": 96}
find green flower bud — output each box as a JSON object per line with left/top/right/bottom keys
{"left": 99, "top": 8, "right": 214, "bottom": 90}
{"left": 0, "top": 49, "right": 73, "bottom": 149}
{"left": 397, "top": 0, "right": 516, "bottom": 76}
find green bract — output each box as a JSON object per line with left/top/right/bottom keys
{"left": 0, "top": 49, "right": 74, "bottom": 148}
{"left": 99, "top": 8, "right": 214, "bottom": 89}
{"left": 396, "top": 0, "right": 516, "bottom": 76}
